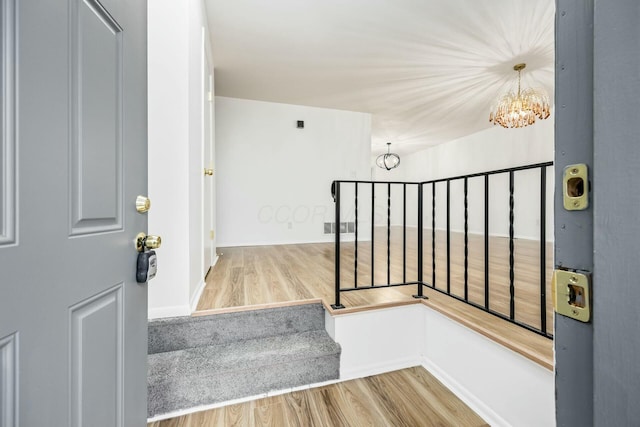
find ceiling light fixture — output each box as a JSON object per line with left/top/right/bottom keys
{"left": 376, "top": 142, "right": 400, "bottom": 170}
{"left": 489, "top": 63, "right": 551, "bottom": 129}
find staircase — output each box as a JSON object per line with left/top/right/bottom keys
{"left": 147, "top": 303, "right": 341, "bottom": 418}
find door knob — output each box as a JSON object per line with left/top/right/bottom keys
{"left": 204, "top": 168, "right": 214, "bottom": 176}
{"left": 135, "top": 232, "right": 162, "bottom": 252}
{"left": 136, "top": 195, "right": 151, "bottom": 213}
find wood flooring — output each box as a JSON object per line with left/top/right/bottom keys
{"left": 148, "top": 366, "right": 488, "bottom": 427}
{"left": 198, "top": 228, "right": 553, "bottom": 333}
{"left": 196, "top": 228, "right": 554, "bottom": 369}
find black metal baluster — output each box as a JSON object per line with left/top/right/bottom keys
{"left": 387, "top": 183, "right": 391, "bottom": 285}
{"left": 446, "top": 180, "right": 451, "bottom": 295}
{"left": 464, "top": 177, "right": 469, "bottom": 301}
{"left": 540, "top": 167, "right": 547, "bottom": 334}
{"left": 371, "top": 183, "right": 375, "bottom": 287}
{"left": 327, "top": 160, "right": 555, "bottom": 337}
{"left": 403, "top": 183, "right": 407, "bottom": 283}
{"left": 354, "top": 183, "right": 358, "bottom": 289}
{"left": 509, "top": 171, "right": 515, "bottom": 320}
{"left": 332, "top": 181, "right": 344, "bottom": 309}
{"left": 432, "top": 182, "right": 436, "bottom": 288}
{"left": 414, "top": 184, "right": 426, "bottom": 299}
{"left": 484, "top": 175, "right": 490, "bottom": 310}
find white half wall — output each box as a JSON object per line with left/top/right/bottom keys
{"left": 372, "top": 118, "right": 555, "bottom": 241}
{"left": 215, "top": 97, "right": 372, "bottom": 247}
{"left": 326, "top": 304, "right": 555, "bottom": 427}
{"left": 148, "top": 0, "right": 213, "bottom": 318}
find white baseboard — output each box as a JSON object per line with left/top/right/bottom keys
{"left": 190, "top": 255, "right": 219, "bottom": 312}
{"left": 148, "top": 304, "right": 191, "bottom": 319}
{"left": 421, "top": 356, "right": 510, "bottom": 427}
{"left": 190, "top": 279, "right": 206, "bottom": 313}
{"left": 340, "top": 356, "right": 422, "bottom": 382}
{"left": 217, "top": 237, "right": 371, "bottom": 248}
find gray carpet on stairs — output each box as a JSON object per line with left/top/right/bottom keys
{"left": 147, "top": 303, "right": 341, "bottom": 418}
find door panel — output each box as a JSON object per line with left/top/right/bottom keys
{"left": 69, "top": 284, "right": 123, "bottom": 427}
{"left": 0, "top": 0, "right": 148, "bottom": 425}
{"left": 0, "top": 333, "right": 17, "bottom": 427}
{"left": 0, "top": 0, "right": 16, "bottom": 247}
{"left": 70, "top": 0, "right": 123, "bottom": 235}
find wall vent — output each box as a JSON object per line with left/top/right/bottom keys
{"left": 323, "top": 222, "right": 354, "bottom": 234}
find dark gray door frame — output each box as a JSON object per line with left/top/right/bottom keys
{"left": 555, "top": 1, "right": 594, "bottom": 426}
{"left": 556, "top": 1, "right": 640, "bottom": 425}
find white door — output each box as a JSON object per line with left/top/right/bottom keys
{"left": 0, "top": 0, "right": 148, "bottom": 425}
{"left": 203, "top": 39, "right": 215, "bottom": 277}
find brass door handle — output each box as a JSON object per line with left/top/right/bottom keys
{"left": 204, "top": 168, "right": 214, "bottom": 176}
{"left": 135, "top": 232, "right": 162, "bottom": 252}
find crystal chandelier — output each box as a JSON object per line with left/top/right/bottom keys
{"left": 376, "top": 142, "right": 400, "bottom": 170}
{"left": 489, "top": 63, "right": 551, "bottom": 129}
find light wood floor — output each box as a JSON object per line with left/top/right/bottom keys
{"left": 148, "top": 366, "right": 488, "bottom": 427}
{"left": 197, "top": 228, "right": 553, "bottom": 335}
{"left": 197, "top": 228, "right": 554, "bottom": 369}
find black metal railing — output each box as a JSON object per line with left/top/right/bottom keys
{"left": 331, "top": 161, "right": 554, "bottom": 339}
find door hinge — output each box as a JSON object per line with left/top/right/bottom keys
{"left": 208, "top": 91, "right": 213, "bottom": 102}
{"left": 210, "top": 230, "right": 215, "bottom": 240}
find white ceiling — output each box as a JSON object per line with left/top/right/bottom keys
{"left": 205, "top": 0, "right": 555, "bottom": 155}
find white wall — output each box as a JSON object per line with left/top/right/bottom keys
{"left": 326, "top": 304, "right": 555, "bottom": 427}
{"left": 215, "top": 97, "right": 371, "bottom": 247}
{"left": 372, "top": 118, "right": 554, "bottom": 241}
{"left": 421, "top": 308, "right": 555, "bottom": 427}
{"left": 148, "top": 0, "right": 213, "bottom": 318}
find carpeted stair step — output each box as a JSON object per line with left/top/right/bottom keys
{"left": 148, "top": 304, "right": 326, "bottom": 354}
{"left": 147, "top": 304, "right": 341, "bottom": 418}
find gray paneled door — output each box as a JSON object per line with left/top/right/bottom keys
{"left": 0, "top": 0, "right": 148, "bottom": 426}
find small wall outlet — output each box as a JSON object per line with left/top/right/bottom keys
{"left": 297, "top": 120, "right": 304, "bottom": 129}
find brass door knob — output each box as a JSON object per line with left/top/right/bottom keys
{"left": 136, "top": 195, "right": 151, "bottom": 213}
{"left": 145, "top": 235, "right": 162, "bottom": 249}
{"left": 204, "top": 168, "right": 214, "bottom": 176}
{"left": 135, "top": 232, "right": 162, "bottom": 252}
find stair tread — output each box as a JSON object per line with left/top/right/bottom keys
{"left": 148, "top": 303, "right": 325, "bottom": 354}
{"left": 148, "top": 329, "right": 340, "bottom": 384}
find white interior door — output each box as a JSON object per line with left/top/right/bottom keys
{"left": 203, "top": 36, "right": 215, "bottom": 277}
{"left": 0, "top": 0, "right": 148, "bottom": 425}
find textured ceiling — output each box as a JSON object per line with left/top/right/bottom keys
{"left": 205, "top": 0, "right": 555, "bottom": 155}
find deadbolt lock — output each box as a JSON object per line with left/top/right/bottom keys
{"left": 563, "top": 164, "right": 589, "bottom": 211}
{"left": 136, "top": 195, "right": 151, "bottom": 213}
{"left": 135, "top": 232, "right": 162, "bottom": 252}
{"left": 553, "top": 269, "right": 591, "bottom": 322}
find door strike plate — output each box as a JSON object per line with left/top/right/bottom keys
{"left": 563, "top": 164, "right": 589, "bottom": 210}
{"left": 553, "top": 269, "right": 591, "bottom": 322}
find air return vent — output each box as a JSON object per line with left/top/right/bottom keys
{"left": 323, "top": 222, "right": 354, "bottom": 234}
